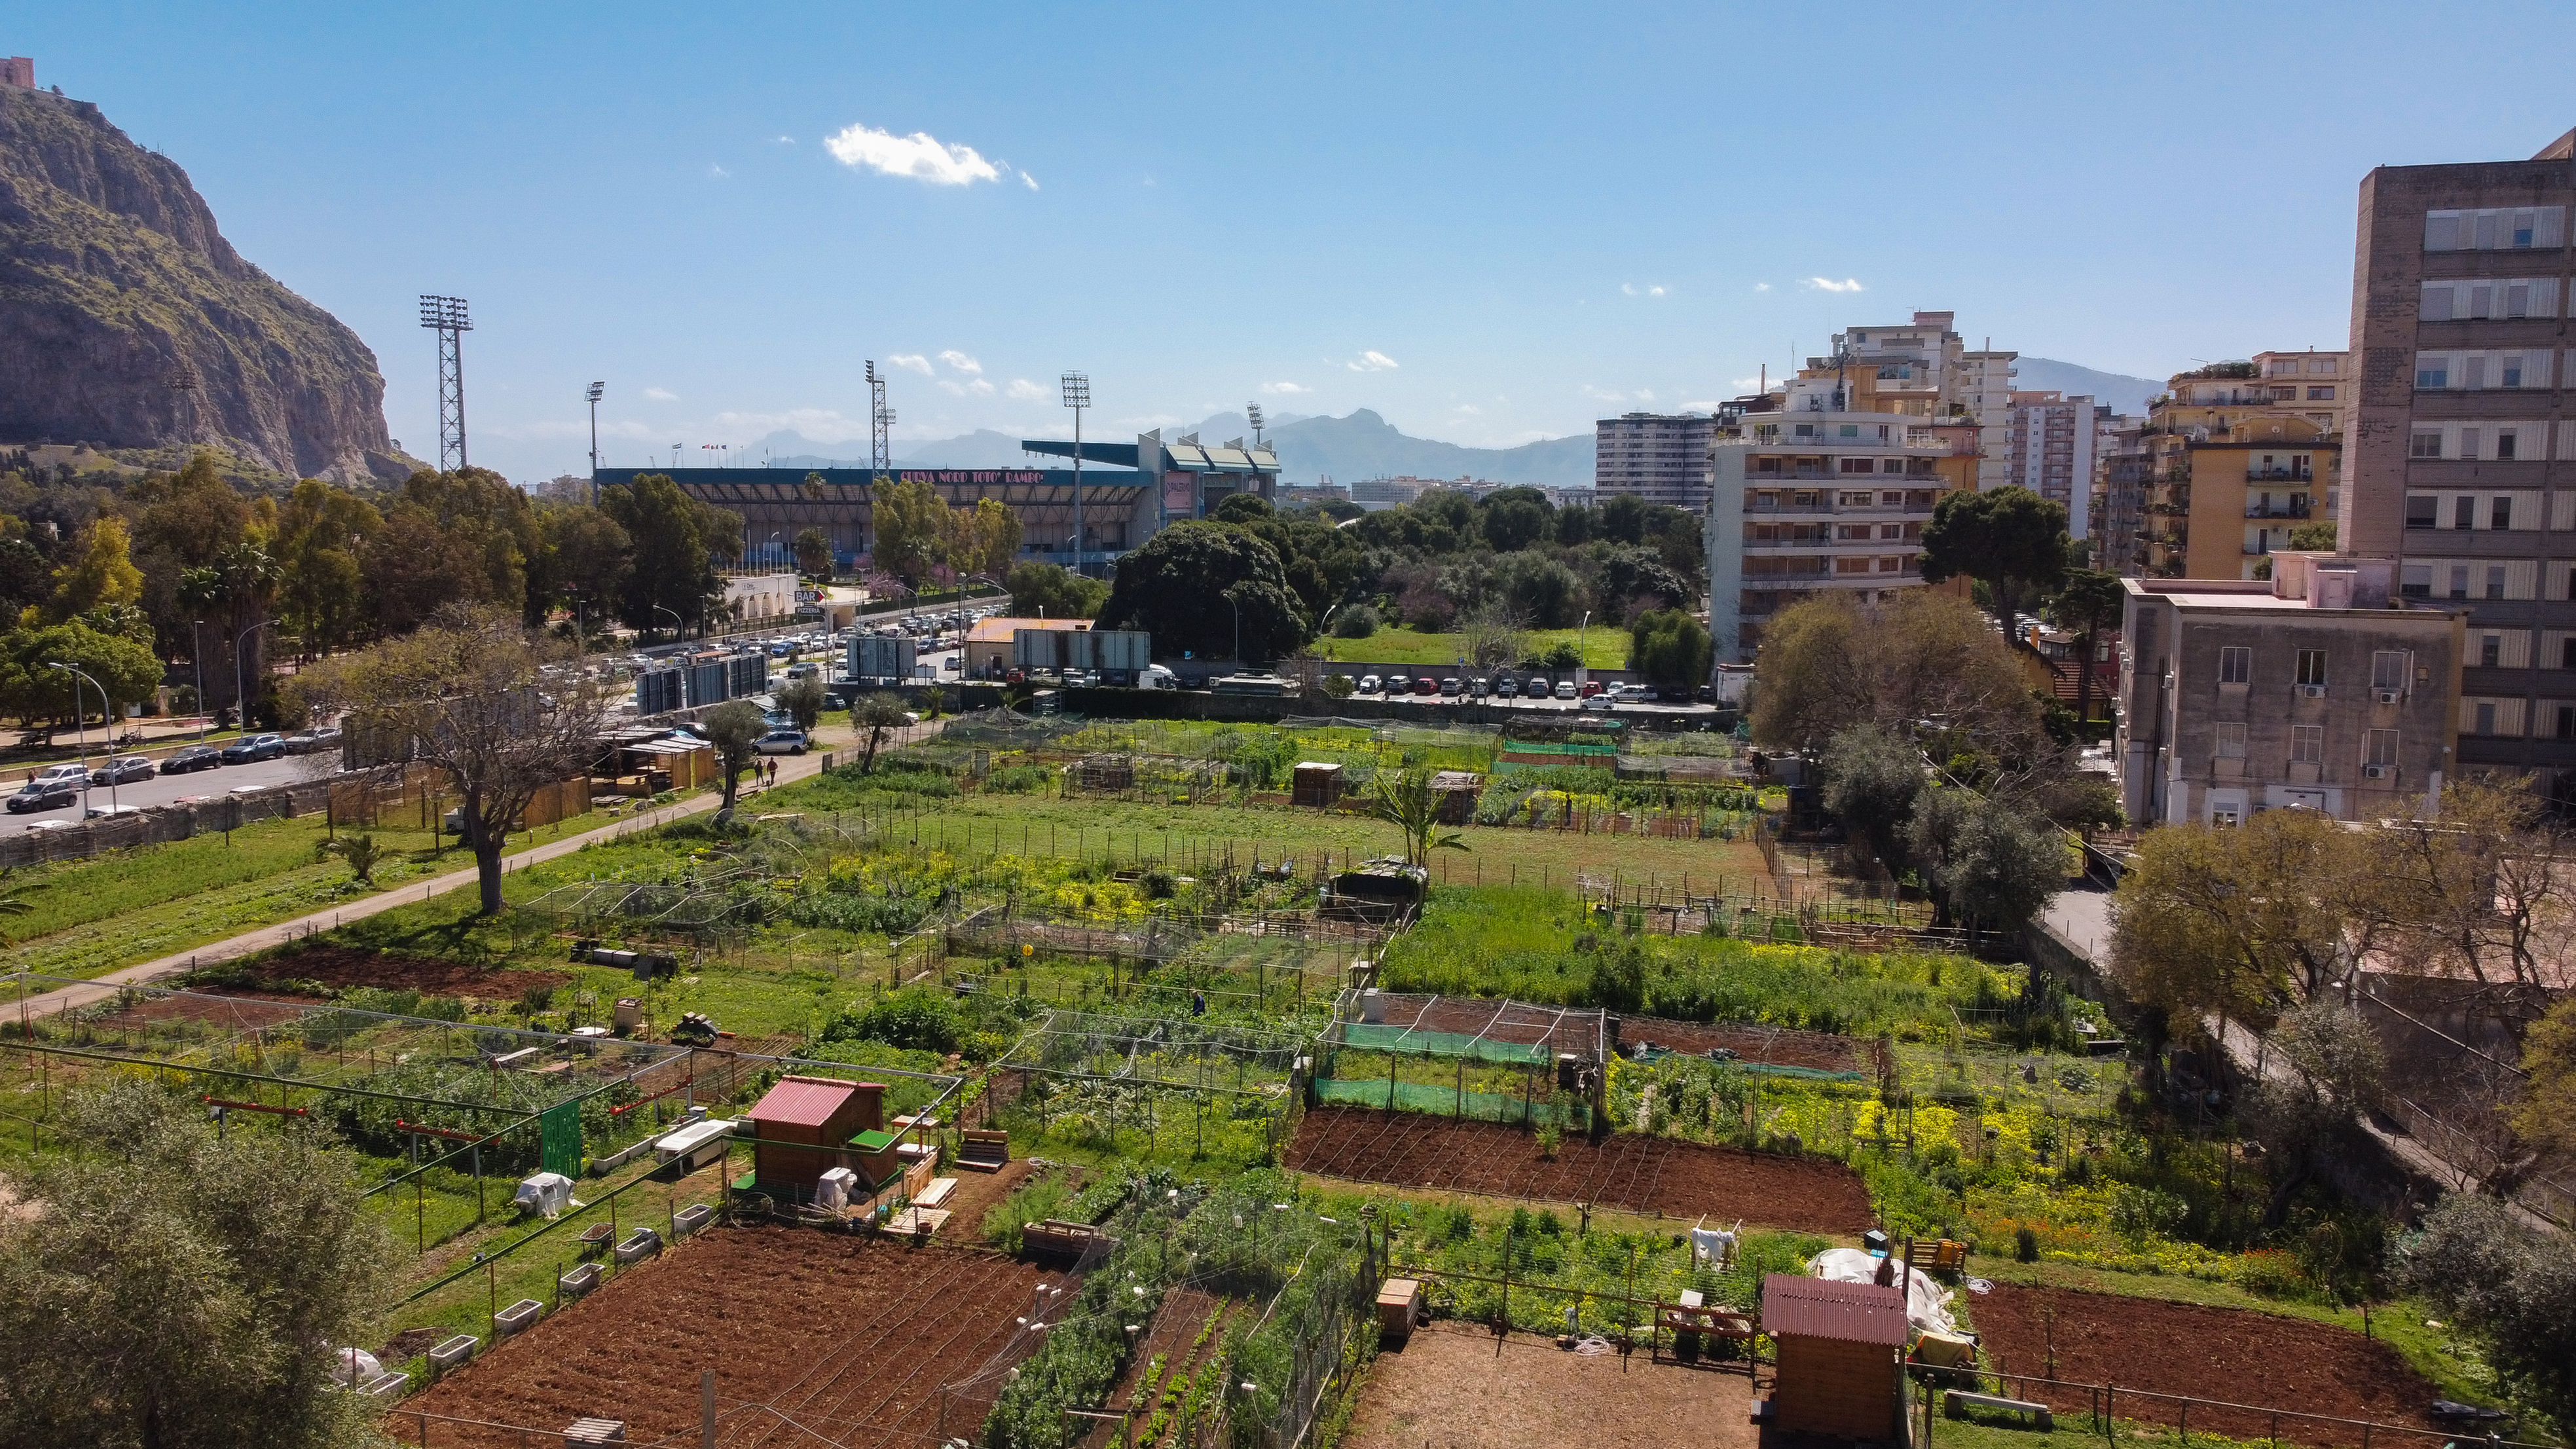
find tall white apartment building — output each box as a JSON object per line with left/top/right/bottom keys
{"left": 1594, "top": 412, "right": 1718, "bottom": 510}
{"left": 1820, "top": 311, "right": 2019, "bottom": 488}
{"left": 2002, "top": 391, "right": 2101, "bottom": 541}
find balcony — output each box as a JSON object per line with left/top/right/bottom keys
{"left": 2245, "top": 502, "right": 2313, "bottom": 520}
{"left": 2247, "top": 468, "right": 2313, "bottom": 483}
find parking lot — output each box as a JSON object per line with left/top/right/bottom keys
{"left": 0, "top": 752, "right": 315, "bottom": 837}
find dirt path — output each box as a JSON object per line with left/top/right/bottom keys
{"left": 1344, "top": 1321, "right": 1756, "bottom": 1449}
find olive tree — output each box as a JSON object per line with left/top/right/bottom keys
{"left": 702, "top": 699, "right": 765, "bottom": 813}
{"left": 297, "top": 605, "right": 612, "bottom": 914}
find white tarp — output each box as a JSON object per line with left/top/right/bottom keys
{"left": 817, "top": 1166, "right": 858, "bottom": 1213}
{"left": 1807, "top": 1247, "right": 1957, "bottom": 1336}
{"left": 335, "top": 1348, "right": 383, "bottom": 1385}
{"left": 513, "top": 1171, "right": 574, "bottom": 1219}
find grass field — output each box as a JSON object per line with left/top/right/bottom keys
{"left": 1308, "top": 624, "right": 1630, "bottom": 669}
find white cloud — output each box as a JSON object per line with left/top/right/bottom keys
{"left": 709, "top": 408, "right": 870, "bottom": 444}
{"left": 770, "top": 135, "right": 794, "bottom": 145}
{"left": 1620, "top": 283, "right": 1667, "bottom": 297}
{"left": 1730, "top": 377, "right": 1765, "bottom": 392}
{"left": 937, "top": 380, "right": 965, "bottom": 395}
{"left": 966, "top": 378, "right": 995, "bottom": 395}
{"left": 938, "top": 350, "right": 982, "bottom": 375}
{"left": 1260, "top": 381, "right": 1310, "bottom": 395}
{"left": 1580, "top": 384, "right": 1625, "bottom": 403}
{"left": 887, "top": 354, "right": 934, "bottom": 375}
{"left": 1752, "top": 282, "right": 1772, "bottom": 293}
{"left": 822, "top": 122, "right": 1003, "bottom": 187}
{"left": 1006, "top": 378, "right": 1048, "bottom": 401}
{"left": 1453, "top": 403, "right": 1482, "bottom": 415}
{"left": 1019, "top": 170, "right": 1039, "bottom": 190}
{"left": 708, "top": 163, "right": 730, "bottom": 179}
{"left": 1636, "top": 389, "right": 1657, "bottom": 402}
{"left": 1803, "top": 276, "right": 1864, "bottom": 293}
{"left": 1681, "top": 399, "right": 1725, "bottom": 411}
{"left": 1345, "top": 350, "right": 1399, "bottom": 373}
{"left": 642, "top": 386, "right": 678, "bottom": 402}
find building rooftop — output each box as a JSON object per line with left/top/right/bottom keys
{"left": 968, "top": 617, "right": 1092, "bottom": 644}
{"left": 748, "top": 1074, "right": 871, "bottom": 1128}
{"left": 1761, "top": 1274, "right": 1909, "bottom": 1346}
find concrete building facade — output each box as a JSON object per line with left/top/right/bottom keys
{"left": 2114, "top": 555, "right": 2463, "bottom": 825}
{"left": 2002, "top": 390, "right": 2101, "bottom": 541}
{"left": 2125, "top": 353, "right": 2346, "bottom": 581}
{"left": 1594, "top": 413, "right": 1718, "bottom": 510}
{"left": 2344, "top": 127, "right": 2576, "bottom": 784}
{"left": 1703, "top": 379, "right": 1980, "bottom": 661}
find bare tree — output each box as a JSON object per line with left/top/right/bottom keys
{"left": 2380, "top": 782, "right": 2573, "bottom": 998}
{"left": 298, "top": 605, "right": 611, "bottom": 915}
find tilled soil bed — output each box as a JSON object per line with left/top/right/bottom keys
{"left": 405, "top": 1226, "right": 1065, "bottom": 1447}
{"left": 219, "top": 945, "right": 566, "bottom": 1000}
{"left": 1285, "top": 1106, "right": 1875, "bottom": 1232}
{"left": 1970, "top": 1285, "right": 2446, "bottom": 1446}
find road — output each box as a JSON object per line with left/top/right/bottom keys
{"left": 0, "top": 752, "right": 318, "bottom": 835}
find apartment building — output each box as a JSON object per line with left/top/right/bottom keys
{"left": 1702, "top": 375, "right": 1981, "bottom": 660}
{"left": 2114, "top": 555, "right": 2463, "bottom": 825}
{"left": 1815, "top": 311, "right": 2019, "bottom": 490}
{"left": 1594, "top": 413, "right": 1717, "bottom": 509}
{"left": 2127, "top": 352, "right": 2347, "bottom": 581}
{"left": 2093, "top": 413, "right": 2146, "bottom": 570}
{"left": 2344, "top": 127, "right": 2576, "bottom": 783}
{"left": 2002, "top": 391, "right": 2101, "bottom": 541}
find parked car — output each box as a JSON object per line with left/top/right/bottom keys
{"left": 88, "top": 755, "right": 155, "bottom": 786}
{"left": 1553, "top": 680, "right": 1579, "bottom": 700}
{"left": 29, "top": 763, "right": 86, "bottom": 788}
{"left": 1469, "top": 676, "right": 1490, "bottom": 697}
{"left": 84, "top": 803, "right": 144, "bottom": 820}
{"left": 1412, "top": 677, "right": 1437, "bottom": 695}
{"left": 282, "top": 726, "right": 342, "bottom": 754}
{"left": 221, "top": 733, "right": 287, "bottom": 763}
{"left": 1579, "top": 680, "right": 1605, "bottom": 699}
{"left": 1494, "top": 678, "right": 1518, "bottom": 698}
{"left": 160, "top": 744, "right": 223, "bottom": 775}
{"left": 1579, "top": 691, "right": 1617, "bottom": 711}
{"left": 1437, "top": 677, "right": 1463, "bottom": 698}
{"left": 754, "top": 728, "right": 809, "bottom": 755}
{"left": 1357, "top": 674, "right": 1381, "bottom": 695}
{"left": 6, "top": 778, "right": 77, "bottom": 814}
{"left": 1607, "top": 683, "right": 1652, "bottom": 703}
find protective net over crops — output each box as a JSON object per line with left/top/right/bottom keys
{"left": 1313, "top": 992, "right": 1605, "bottom": 1129}
{"left": 993, "top": 1008, "right": 1312, "bottom": 1094}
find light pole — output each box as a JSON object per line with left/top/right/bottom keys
{"left": 235, "top": 620, "right": 274, "bottom": 735}
{"left": 652, "top": 603, "right": 683, "bottom": 645}
{"left": 1224, "top": 588, "right": 1243, "bottom": 668}
{"left": 1575, "top": 610, "right": 1591, "bottom": 701}
{"left": 585, "top": 381, "right": 604, "bottom": 502}
{"left": 191, "top": 619, "right": 207, "bottom": 741}
{"left": 49, "top": 663, "right": 103, "bottom": 814}
{"left": 769, "top": 531, "right": 783, "bottom": 576}
{"left": 1062, "top": 371, "right": 1090, "bottom": 577}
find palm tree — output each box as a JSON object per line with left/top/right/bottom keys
{"left": 1363, "top": 767, "right": 1469, "bottom": 868}
{"left": 317, "top": 833, "right": 384, "bottom": 885}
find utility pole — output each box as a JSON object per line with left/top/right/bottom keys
{"left": 418, "top": 295, "right": 471, "bottom": 470}
{"left": 1063, "top": 372, "right": 1090, "bottom": 576}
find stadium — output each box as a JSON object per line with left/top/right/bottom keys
{"left": 590, "top": 430, "right": 1281, "bottom": 574}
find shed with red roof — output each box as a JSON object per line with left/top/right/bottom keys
{"left": 745, "top": 1074, "right": 885, "bottom": 1198}
{"left": 1757, "top": 1273, "right": 1909, "bottom": 1442}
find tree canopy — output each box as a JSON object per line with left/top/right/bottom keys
{"left": 1098, "top": 521, "right": 1306, "bottom": 662}
{"left": 1626, "top": 607, "right": 1712, "bottom": 689}
{"left": 1920, "top": 485, "right": 2070, "bottom": 630}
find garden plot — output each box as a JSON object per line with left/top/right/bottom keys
{"left": 1618, "top": 1016, "right": 1868, "bottom": 1075}
{"left": 1285, "top": 1105, "right": 1875, "bottom": 1232}
{"left": 1344, "top": 1321, "right": 1756, "bottom": 1449}
{"left": 206, "top": 944, "right": 569, "bottom": 1000}
{"left": 1970, "top": 1285, "right": 2446, "bottom": 1446}
{"left": 406, "top": 1227, "right": 1069, "bottom": 1448}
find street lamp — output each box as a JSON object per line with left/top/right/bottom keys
{"left": 48, "top": 662, "right": 109, "bottom": 813}
{"left": 585, "top": 381, "right": 604, "bottom": 501}
{"left": 652, "top": 602, "right": 684, "bottom": 644}
{"left": 769, "top": 531, "right": 783, "bottom": 576}
{"left": 1224, "top": 588, "right": 1243, "bottom": 668}
{"left": 236, "top": 619, "right": 275, "bottom": 735}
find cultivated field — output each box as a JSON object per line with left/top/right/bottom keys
{"left": 1615, "top": 1015, "right": 1869, "bottom": 1074}
{"left": 405, "top": 1227, "right": 1067, "bottom": 1447}
{"left": 1969, "top": 1284, "right": 2448, "bottom": 1447}
{"left": 1344, "top": 1321, "right": 1756, "bottom": 1449}
{"left": 1284, "top": 1105, "right": 1877, "bottom": 1232}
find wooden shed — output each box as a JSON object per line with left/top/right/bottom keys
{"left": 1291, "top": 762, "right": 1346, "bottom": 808}
{"left": 1428, "top": 771, "right": 1482, "bottom": 824}
{"left": 745, "top": 1075, "right": 885, "bottom": 1199}
{"left": 1757, "top": 1274, "right": 1908, "bottom": 1442}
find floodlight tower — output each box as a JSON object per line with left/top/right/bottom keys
{"left": 1247, "top": 401, "right": 1265, "bottom": 449}
{"left": 1061, "top": 371, "right": 1090, "bottom": 575}
{"left": 866, "top": 360, "right": 894, "bottom": 485}
{"left": 418, "top": 295, "right": 471, "bottom": 470}
{"left": 585, "top": 380, "right": 604, "bottom": 500}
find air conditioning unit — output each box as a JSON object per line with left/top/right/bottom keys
{"left": 2364, "top": 764, "right": 2391, "bottom": 779}
{"left": 2374, "top": 688, "right": 2403, "bottom": 704}
{"left": 2298, "top": 684, "right": 2327, "bottom": 698}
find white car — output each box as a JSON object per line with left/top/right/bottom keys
{"left": 1358, "top": 674, "right": 1380, "bottom": 694}
{"left": 1553, "top": 680, "right": 1579, "bottom": 700}
{"left": 755, "top": 728, "right": 809, "bottom": 755}
{"left": 1579, "top": 692, "right": 1617, "bottom": 711}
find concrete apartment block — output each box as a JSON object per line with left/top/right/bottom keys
{"left": 1595, "top": 413, "right": 1717, "bottom": 510}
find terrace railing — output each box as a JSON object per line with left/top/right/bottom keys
{"left": 1915, "top": 1364, "right": 2550, "bottom": 1449}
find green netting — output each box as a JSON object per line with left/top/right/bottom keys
{"left": 1625, "top": 1048, "right": 1864, "bottom": 1082}
{"left": 1339, "top": 1023, "right": 1551, "bottom": 1065}
{"left": 1312, "top": 1076, "right": 1589, "bottom": 1128}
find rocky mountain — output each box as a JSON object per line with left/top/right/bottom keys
{"left": 0, "top": 85, "right": 407, "bottom": 483}
{"left": 2012, "top": 358, "right": 2165, "bottom": 417}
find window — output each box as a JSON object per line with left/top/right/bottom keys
{"left": 1838, "top": 424, "right": 1860, "bottom": 439}
{"left": 2488, "top": 565, "right": 2508, "bottom": 600}
{"left": 1879, "top": 524, "right": 1903, "bottom": 540}
{"left": 2219, "top": 646, "right": 2251, "bottom": 686}
{"left": 2372, "top": 650, "right": 2409, "bottom": 691}
{"left": 1839, "top": 488, "right": 1873, "bottom": 504}
{"left": 1883, "top": 458, "right": 1905, "bottom": 474}
{"left": 2560, "top": 706, "right": 2576, "bottom": 741}
{"left": 1834, "top": 557, "right": 1871, "bottom": 574}
{"left": 2296, "top": 650, "right": 2328, "bottom": 686}
{"left": 2502, "top": 356, "right": 2525, "bottom": 388}
{"left": 2406, "top": 495, "right": 2438, "bottom": 528}
{"left": 1837, "top": 524, "right": 1871, "bottom": 540}
{"left": 2291, "top": 725, "right": 2324, "bottom": 764}
{"left": 2215, "top": 722, "right": 2248, "bottom": 759}
{"left": 2450, "top": 564, "right": 2471, "bottom": 599}
{"left": 2417, "top": 358, "right": 2449, "bottom": 388}
{"left": 2499, "top": 431, "right": 2518, "bottom": 462}
{"left": 2565, "top": 637, "right": 2576, "bottom": 670}
{"left": 2310, "top": 358, "right": 2336, "bottom": 375}
{"left": 2412, "top": 431, "right": 2444, "bottom": 458}
{"left": 2401, "top": 564, "right": 2432, "bottom": 598}
{"left": 2476, "top": 702, "right": 2498, "bottom": 735}
{"left": 2366, "top": 729, "right": 2400, "bottom": 768}
{"left": 1877, "top": 556, "right": 1904, "bottom": 573}
{"left": 2456, "top": 496, "right": 2478, "bottom": 530}
{"left": 2308, "top": 386, "right": 2335, "bottom": 401}
{"left": 1840, "top": 460, "right": 1873, "bottom": 475}
{"left": 2482, "top": 634, "right": 2503, "bottom": 668}
{"left": 2493, "top": 496, "right": 2514, "bottom": 530}
{"left": 2462, "top": 428, "right": 2481, "bottom": 459}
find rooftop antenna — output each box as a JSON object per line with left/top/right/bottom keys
{"left": 417, "top": 295, "right": 471, "bottom": 470}
{"left": 1063, "top": 371, "right": 1091, "bottom": 574}
{"left": 866, "top": 360, "right": 894, "bottom": 486}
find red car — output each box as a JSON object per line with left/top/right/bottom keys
{"left": 1413, "top": 676, "right": 1438, "bottom": 695}
{"left": 1580, "top": 680, "right": 1605, "bottom": 697}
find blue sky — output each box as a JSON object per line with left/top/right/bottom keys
{"left": 18, "top": 2, "right": 2576, "bottom": 481}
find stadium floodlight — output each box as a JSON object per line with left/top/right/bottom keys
{"left": 1063, "top": 372, "right": 1090, "bottom": 576}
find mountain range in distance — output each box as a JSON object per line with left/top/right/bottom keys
{"left": 750, "top": 357, "right": 2166, "bottom": 490}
